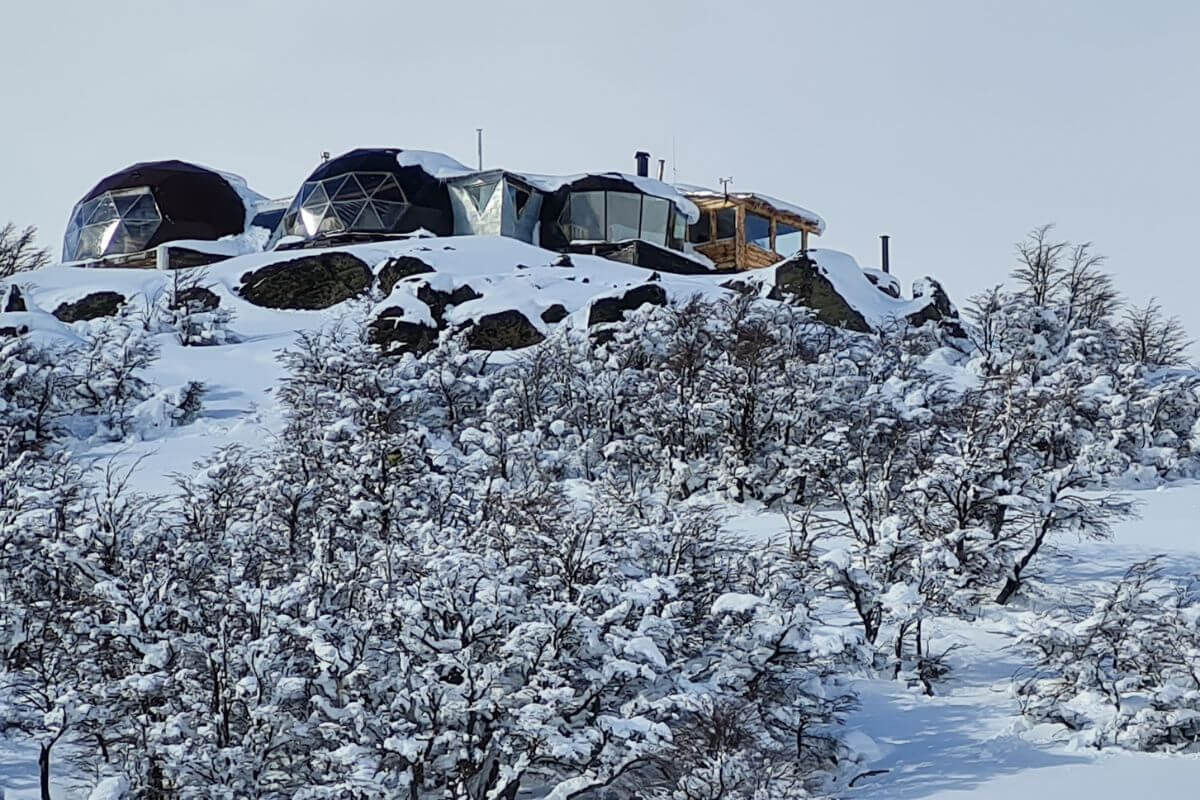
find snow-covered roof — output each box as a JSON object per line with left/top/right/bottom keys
{"left": 393, "top": 149, "right": 475, "bottom": 179}
{"left": 441, "top": 166, "right": 699, "bottom": 224}
{"left": 675, "top": 183, "right": 826, "bottom": 234}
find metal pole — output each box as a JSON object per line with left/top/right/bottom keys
{"left": 476, "top": 128, "right": 483, "bottom": 171}
{"left": 880, "top": 235, "right": 890, "bottom": 274}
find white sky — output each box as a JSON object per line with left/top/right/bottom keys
{"left": 2, "top": 0, "right": 1197, "bottom": 321}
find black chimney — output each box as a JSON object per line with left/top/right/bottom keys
{"left": 634, "top": 151, "right": 651, "bottom": 178}
{"left": 880, "top": 235, "right": 891, "bottom": 274}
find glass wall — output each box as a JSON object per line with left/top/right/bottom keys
{"left": 774, "top": 221, "right": 804, "bottom": 256}
{"left": 606, "top": 192, "right": 642, "bottom": 241}
{"left": 715, "top": 208, "right": 737, "bottom": 240}
{"left": 63, "top": 186, "right": 162, "bottom": 261}
{"left": 279, "top": 172, "right": 410, "bottom": 239}
{"left": 557, "top": 190, "right": 685, "bottom": 249}
{"left": 640, "top": 196, "right": 670, "bottom": 247}
{"left": 746, "top": 212, "right": 771, "bottom": 251}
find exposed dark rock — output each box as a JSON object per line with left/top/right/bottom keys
{"left": 171, "top": 286, "right": 220, "bottom": 312}
{"left": 553, "top": 254, "right": 574, "bottom": 267}
{"left": 587, "top": 284, "right": 668, "bottom": 326}
{"left": 415, "top": 282, "right": 482, "bottom": 327}
{"left": 464, "top": 310, "right": 545, "bottom": 351}
{"left": 0, "top": 325, "right": 29, "bottom": 338}
{"left": 720, "top": 278, "right": 761, "bottom": 298}
{"left": 647, "top": 271, "right": 662, "bottom": 282}
{"left": 53, "top": 291, "right": 126, "bottom": 323}
{"left": 377, "top": 256, "right": 435, "bottom": 295}
{"left": 908, "top": 277, "right": 966, "bottom": 337}
{"left": 239, "top": 252, "right": 372, "bottom": 310}
{"left": 540, "top": 304, "right": 568, "bottom": 324}
{"left": 864, "top": 270, "right": 902, "bottom": 298}
{"left": 2, "top": 284, "right": 26, "bottom": 313}
{"left": 368, "top": 308, "right": 439, "bottom": 356}
{"left": 771, "top": 257, "right": 871, "bottom": 333}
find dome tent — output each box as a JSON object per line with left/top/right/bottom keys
{"left": 270, "top": 148, "right": 458, "bottom": 248}
{"left": 63, "top": 160, "right": 249, "bottom": 263}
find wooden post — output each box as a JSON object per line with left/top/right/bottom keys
{"left": 735, "top": 204, "right": 747, "bottom": 270}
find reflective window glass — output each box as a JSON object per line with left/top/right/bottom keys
{"left": 355, "top": 204, "right": 385, "bottom": 230}
{"left": 670, "top": 211, "right": 687, "bottom": 250}
{"left": 774, "top": 221, "right": 803, "bottom": 255}
{"left": 715, "top": 208, "right": 736, "bottom": 240}
{"left": 512, "top": 187, "right": 531, "bottom": 218}
{"left": 333, "top": 199, "right": 366, "bottom": 226}
{"left": 562, "top": 191, "right": 605, "bottom": 241}
{"left": 606, "top": 192, "right": 642, "bottom": 241}
{"left": 372, "top": 176, "right": 406, "bottom": 203}
{"left": 334, "top": 176, "right": 366, "bottom": 200}
{"left": 688, "top": 213, "right": 712, "bottom": 244}
{"left": 374, "top": 200, "right": 405, "bottom": 229}
{"left": 357, "top": 174, "right": 386, "bottom": 195}
{"left": 465, "top": 180, "right": 499, "bottom": 212}
{"left": 746, "top": 212, "right": 771, "bottom": 250}
{"left": 640, "top": 196, "right": 669, "bottom": 246}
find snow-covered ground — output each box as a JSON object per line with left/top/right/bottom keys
{"left": 3, "top": 239, "right": 1199, "bottom": 797}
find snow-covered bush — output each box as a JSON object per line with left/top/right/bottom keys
{"left": 1015, "top": 558, "right": 1200, "bottom": 752}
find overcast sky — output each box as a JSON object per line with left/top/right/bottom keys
{"left": 2, "top": 0, "right": 1196, "bottom": 322}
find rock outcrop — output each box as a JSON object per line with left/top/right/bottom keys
{"left": 239, "top": 252, "right": 372, "bottom": 310}
{"left": 770, "top": 258, "right": 871, "bottom": 332}
{"left": 53, "top": 291, "right": 126, "bottom": 323}
{"left": 464, "top": 310, "right": 545, "bottom": 351}
{"left": 587, "top": 284, "right": 668, "bottom": 326}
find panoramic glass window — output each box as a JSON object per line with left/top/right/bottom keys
{"left": 561, "top": 191, "right": 605, "bottom": 241}
{"left": 280, "top": 172, "right": 409, "bottom": 239}
{"left": 640, "top": 196, "right": 670, "bottom": 246}
{"left": 606, "top": 192, "right": 642, "bottom": 241}
{"left": 715, "top": 208, "right": 737, "bottom": 240}
{"left": 63, "top": 186, "right": 162, "bottom": 261}
{"left": 746, "top": 212, "right": 772, "bottom": 250}
{"left": 774, "top": 221, "right": 804, "bottom": 255}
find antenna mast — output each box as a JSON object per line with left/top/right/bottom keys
{"left": 476, "top": 128, "right": 483, "bottom": 171}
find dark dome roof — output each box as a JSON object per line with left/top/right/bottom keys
{"left": 271, "top": 148, "right": 454, "bottom": 245}
{"left": 64, "top": 160, "right": 247, "bottom": 262}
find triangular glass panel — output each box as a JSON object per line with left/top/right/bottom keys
{"left": 124, "top": 192, "right": 160, "bottom": 222}
{"left": 123, "top": 221, "right": 160, "bottom": 250}
{"left": 63, "top": 229, "right": 81, "bottom": 261}
{"left": 466, "top": 181, "right": 499, "bottom": 213}
{"left": 317, "top": 212, "right": 344, "bottom": 235}
{"left": 334, "top": 175, "right": 365, "bottom": 200}
{"left": 334, "top": 200, "right": 366, "bottom": 227}
{"left": 373, "top": 175, "right": 405, "bottom": 203}
{"left": 320, "top": 176, "right": 347, "bottom": 200}
{"left": 300, "top": 206, "right": 327, "bottom": 236}
{"left": 354, "top": 203, "right": 384, "bottom": 231}
{"left": 87, "top": 195, "right": 118, "bottom": 224}
{"left": 76, "top": 224, "right": 110, "bottom": 258}
{"left": 302, "top": 184, "right": 329, "bottom": 210}
{"left": 112, "top": 191, "right": 141, "bottom": 215}
{"left": 98, "top": 220, "right": 125, "bottom": 254}
{"left": 374, "top": 200, "right": 406, "bottom": 230}
{"left": 357, "top": 173, "right": 386, "bottom": 196}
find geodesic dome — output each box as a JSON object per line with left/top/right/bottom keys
{"left": 271, "top": 148, "right": 455, "bottom": 246}
{"left": 63, "top": 160, "right": 248, "bottom": 262}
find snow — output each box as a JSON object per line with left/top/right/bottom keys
{"left": 7, "top": 232, "right": 1200, "bottom": 798}
{"left": 675, "top": 182, "right": 826, "bottom": 233}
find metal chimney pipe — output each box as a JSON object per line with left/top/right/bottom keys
{"left": 634, "top": 151, "right": 651, "bottom": 178}
{"left": 880, "top": 235, "right": 891, "bottom": 274}
{"left": 657, "top": 158, "right": 666, "bottom": 180}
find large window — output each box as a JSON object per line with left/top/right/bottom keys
{"left": 688, "top": 213, "right": 712, "bottom": 244}
{"left": 774, "top": 221, "right": 804, "bottom": 256}
{"left": 280, "top": 172, "right": 410, "bottom": 239}
{"left": 606, "top": 192, "right": 642, "bottom": 241}
{"left": 640, "top": 196, "right": 670, "bottom": 247}
{"left": 63, "top": 186, "right": 162, "bottom": 261}
{"left": 715, "top": 208, "right": 737, "bottom": 240}
{"left": 746, "top": 212, "right": 771, "bottom": 251}
{"left": 563, "top": 191, "right": 605, "bottom": 241}
{"left": 558, "top": 190, "right": 685, "bottom": 249}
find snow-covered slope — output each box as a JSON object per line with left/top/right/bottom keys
{"left": 3, "top": 234, "right": 1199, "bottom": 798}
